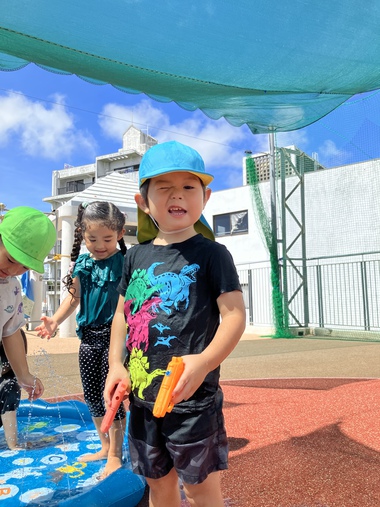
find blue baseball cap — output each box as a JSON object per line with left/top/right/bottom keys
{"left": 139, "top": 141, "right": 214, "bottom": 187}
{"left": 137, "top": 141, "right": 215, "bottom": 243}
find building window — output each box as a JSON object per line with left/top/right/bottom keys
{"left": 213, "top": 211, "right": 248, "bottom": 236}
{"left": 58, "top": 180, "right": 85, "bottom": 195}
{"left": 117, "top": 165, "right": 140, "bottom": 174}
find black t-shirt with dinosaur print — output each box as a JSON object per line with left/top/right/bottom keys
{"left": 117, "top": 234, "right": 242, "bottom": 413}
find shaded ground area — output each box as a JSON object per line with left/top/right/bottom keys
{"left": 136, "top": 377, "right": 380, "bottom": 507}
{"left": 219, "top": 378, "right": 380, "bottom": 507}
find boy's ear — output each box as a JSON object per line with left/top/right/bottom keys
{"left": 135, "top": 193, "right": 150, "bottom": 214}
{"left": 203, "top": 187, "right": 212, "bottom": 209}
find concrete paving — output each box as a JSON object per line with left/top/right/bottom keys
{"left": 221, "top": 336, "right": 380, "bottom": 380}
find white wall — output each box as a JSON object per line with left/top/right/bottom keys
{"left": 204, "top": 159, "right": 380, "bottom": 266}
{"left": 204, "top": 186, "right": 268, "bottom": 266}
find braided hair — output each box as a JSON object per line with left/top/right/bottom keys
{"left": 63, "top": 201, "right": 126, "bottom": 295}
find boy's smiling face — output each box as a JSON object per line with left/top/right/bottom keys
{"left": 136, "top": 171, "right": 211, "bottom": 241}
{"left": 0, "top": 238, "right": 29, "bottom": 278}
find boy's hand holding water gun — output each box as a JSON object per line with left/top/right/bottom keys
{"left": 169, "top": 353, "right": 212, "bottom": 404}
{"left": 101, "top": 378, "right": 129, "bottom": 433}
{"left": 103, "top": 364, "right": 131, "bottom": 430}
{"left": 153, "top": 357, "right": 185, "bottom": 418}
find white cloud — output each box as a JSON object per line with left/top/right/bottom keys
{"left": 0, "top": 91, "right": 97, "bottom": 160}
{"left": 318, "top": 139, "right": 349, "bottom": 161}
{"left": 99, "top": 99, "right": 255, "bottom": 187}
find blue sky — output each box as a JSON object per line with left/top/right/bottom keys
{"left": 0, "top": 64, "right": 377, "bottom": 213}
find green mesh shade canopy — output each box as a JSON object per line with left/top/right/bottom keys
{"left": 1, "top": 0, "right": 380, "bottom": 133}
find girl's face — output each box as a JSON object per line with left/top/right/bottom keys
{"left": 0, "top": 238, "right": 29, "bottom": 278}
{"left": 136, "top": 171, "right": 211, "bottom": 241}
{"left": 82, "top": 223, "right": 124, "bottom": 261}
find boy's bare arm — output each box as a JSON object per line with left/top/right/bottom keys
{"left": 2, "top": 330, "right": 44, "bottom": 399}
{"left": 2, "top": 330, "right": 30, "bottom": 380}
{"left": 104, "top": 295, "right": 130, "bottom": 405}
{"left": 201, "top": 290, "right": 246, "bottom": 371}
{"left": 108, "top": 295, "right": 129, "bottom": 367}
{"left": 172, "top": 290, "right": 246, "bottom": 403}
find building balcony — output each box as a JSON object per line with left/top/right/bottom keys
{"left": 57, "top": 182, "right": 93, "bottom": 195}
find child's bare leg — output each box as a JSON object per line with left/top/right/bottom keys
{"left": 147, "top": 468, "right": 181, "bottom": 507}
{"left": 2, "top": 411, "right": 20, "bottom": 450}
{"left": 78, "top": 416, "right": 109, "bottom": 462}
{"left": 101, "top": 416, "right": 126, "bottom": 478}
{"left": 183, "top": 471, "right": 224, "bottom": 507}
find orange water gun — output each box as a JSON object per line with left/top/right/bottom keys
{"left": 153, "top": 357, "right": 184, "bottom": 418}
{"left": 101, "top": 378, "right": 129, "bottom": 433}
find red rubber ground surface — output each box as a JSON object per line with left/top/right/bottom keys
{"left": 138, "top": 377, "right": 380, "bottom": 506}
{"left": 220, "top": 378, "right": 380, "bottom": 507}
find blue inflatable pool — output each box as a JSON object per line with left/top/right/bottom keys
{"left": 0, "top": 399, "right": 146, "bottom": 506}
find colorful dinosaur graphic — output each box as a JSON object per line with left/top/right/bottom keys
{"left": 154, "top": 335, "right": 177, "bottom": 347}
{"left": 125, "top": 268, "right": 162, "bottom": 314}
{"left": 125, "top": 297, "right": 162, "bottom": 351}
{"left": 152, "top": 323, "right": 171, "bottom": 333}
{"left": 128, "top": 348, "right": 165, "bottom": 399}
{"left": 147, "top": 262, "right": 199, "bottom": 314}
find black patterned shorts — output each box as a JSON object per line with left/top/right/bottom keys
{"left": 128, "top": 389, "right": 228, "bottom": 485}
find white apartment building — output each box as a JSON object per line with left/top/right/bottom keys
{"left": 46, "top": 125, "right": 157, "bottom": 211}
{"left": 36, "top": 126, "right": 157, "bottom": 336}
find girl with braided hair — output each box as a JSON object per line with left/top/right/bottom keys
{"left": 36, "top": 201, "right": 127, "bottom": 478}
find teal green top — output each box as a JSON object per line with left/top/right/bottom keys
{"left": 72, "top": 251, "right": 124, "bottom": 338}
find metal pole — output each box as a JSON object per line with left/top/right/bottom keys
{"left": 269, "top": 132, "right": 277, "bottom": 256}
{"left": 299, "top": 156, "right": 310, "bottom": 327}
{"left": 280, "top": 150, "right": 289, "bottom": 329}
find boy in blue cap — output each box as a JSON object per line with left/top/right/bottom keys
{"left": 0, "top": 206, "right": 57, "bottom": 400}
{"left": 105, "top": 141, "right": 246, "bottom": 507}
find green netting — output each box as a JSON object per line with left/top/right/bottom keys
{"left": 2, "top": 1, "right": 380, "bottom": 133}
{"left": 246, "top": 157, "right": 292, "bottom": 338}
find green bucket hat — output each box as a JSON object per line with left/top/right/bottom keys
{"left": 0, "top": 206, "right": 57, "bottom": 273}
{"left": 137, "top": 141, "right": 215, "bottom": 243}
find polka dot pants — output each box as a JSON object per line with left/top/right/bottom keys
{"left": 79, "top": 324, "right": 126, "bottom": 420}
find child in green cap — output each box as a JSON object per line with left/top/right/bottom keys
{"left": 105, "top": 141, "right": 246, "bottom": 507}
{"left": 0, "top": 206, "right": 57, "bottom": 400}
